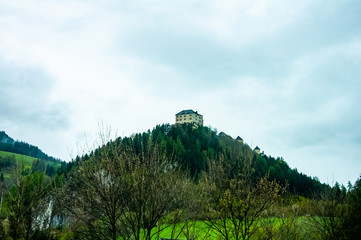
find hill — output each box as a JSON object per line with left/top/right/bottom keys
{"left": 0, "top": 150, "right": 39, "bottom": 165}
{"left": 74, "top": 123, "right": 327, "bottom": 197}
{"left": 0, "top": 131, "right": 60, "bottom": 162}
{"left": 0, "top": 150, "right": 63, "bottom": 181}
{"left": 0, "top": 131, "right": 66, "bottom": 183}
{"left": 2, "top": 123, "right": 360, "bottom": 239}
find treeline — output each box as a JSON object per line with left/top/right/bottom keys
{"left": 81, "top": 124, "right": 327, "bottom": 197}
{"left": 0, "top": 131, "right": 60, "bottom": 162}
{"left": 0, "top": 124, "right": 360, "bottom": 239}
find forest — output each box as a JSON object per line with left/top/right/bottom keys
{"left": 0, "top": 124, "right": 360, "bottom": 240}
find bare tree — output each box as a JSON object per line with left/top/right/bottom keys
{"left": 62, "top": 137, "right": 189, "bottom": 240}
{"left": 203, "top": 177, "right": 281, "bottom": 240}
{"left": 307, "top": 184, "right": 349, "bottom": 240}
{"left": 61, "top": 142, "right": 133, "bottom": 240}
{"left": 201, "top": 152, "right": 282, "bottom": 240}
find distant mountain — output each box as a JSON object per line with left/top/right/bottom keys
{"left": 0, "top": 131, "right": 59, "bottom": 162}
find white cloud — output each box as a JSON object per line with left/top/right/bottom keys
{"left": 189, "top": 0, "right": 315, "bottom": 48}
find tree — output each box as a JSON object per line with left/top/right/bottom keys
{"left": 202, "top": 177, "right": 281, "bottom": 240}
{"left": 121, "top": 147, "right": 189, "bottom": 240}
{"left": 62, "top": 138, "right": 189, "bottom": 240}
{"left": 344, "top": 175, "right": 361, "bottom": 239}
{"left": 61, "top": 146, "right": 128, "bottom": 239}
{"left": 201, "top": 154, "right": 282, "bottom": 240}
{"left": 307, "top": 183, "right": 349, "bottom": 240}
{"left": 4, "top": 166, "right": 52, "bottom": 240}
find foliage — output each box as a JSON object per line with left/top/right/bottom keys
{"left": 1, "top": 124, "right": 359, "bottom": 239}
{"left": 61, "top": 138, "right": 190, "bottom": 240}
{"left": 2, "top": 168, "right": 53, "bottom": 240}
{"left": 201, "top": 154, "right": 283, "bottom": 240}
{"left": 0, "top": 151, "right": 61, "bottom": 185}
{"left": 306, "top": 183, "right": 350, "bottom": 240}
{"left": 344, "top": 176, "right": 361, "bottom": 239}
{"left": 105, "top": 124, "right": 327, "bottom": 196}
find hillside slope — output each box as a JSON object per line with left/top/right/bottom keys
{"left": 75, "top": 123, "right": 327, "bottom": 197}
{"left": 0, "top": 150, "right": 62, "bottom": 181}
{"left": 0, "top": 131, "right": 66, "bottom": 184}
{"left": 0, "top": 131, "right": 59, "bottom": 162}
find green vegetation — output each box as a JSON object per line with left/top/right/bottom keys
{"left": 0, "top": 124, "right": 360, "bottom": 239}
{"left": 0, "top": 150, "right": 39, "bottom": 165}
{"left": 0, "top": 131, "right": 59, "bottom": 162}
{"left": 0, "top": 151, "right": 62, "bottom": 180}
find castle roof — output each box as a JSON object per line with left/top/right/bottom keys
{"left": 236, "top": 136, "right": 243, "bottom": 141}
{"left": 218, "top": 132, "right": 228, "bottom": 137}
{"left": 176, "top": 109, "right": 202, "bottom": 116}
{"left": 254, "top": 146, "right": 260, "bottom": 150}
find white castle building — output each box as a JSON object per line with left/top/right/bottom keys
{"left": 175, "top": 109, "right": 203, "bottom": 126}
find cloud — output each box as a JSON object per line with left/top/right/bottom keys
{"left": 0, "top": 58, "right": 71, "bottom": 159}
{"left": 0, "top": 59, "right": 70, "bottom": 130}
{"left": 0, "top": 0, "right": 360, "bottom": 184}
{"left": 259, "top": 40, "right": 361, "bottom": 184}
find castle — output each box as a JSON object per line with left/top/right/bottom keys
{"left": 175, "top": 109, "right": 203, "bottom": 126}
{"left": 175, "top": 110, "right": 262, "bottom": 155}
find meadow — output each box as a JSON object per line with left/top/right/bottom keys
{"left": 0, "top": 150, "right": 60, "bottom": 180}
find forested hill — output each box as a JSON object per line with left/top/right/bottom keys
{"left": 77, "top": 124, "right": 328, "bottom": 197}
{"left": 4, "top": 124, "right": 357, "bottom": 239}
{"left": 0, "top": 131, "right": 59, "bottom": 162}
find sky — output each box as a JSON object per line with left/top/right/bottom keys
{"left": 0, "top": 0, "right": 360, "bottom": 186}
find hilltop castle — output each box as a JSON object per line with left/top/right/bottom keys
{"left": 174, "top": 110, "right": 264, "bottom": 155}
{"left": 175, "top": 109, "right": 203, "bottom": 126}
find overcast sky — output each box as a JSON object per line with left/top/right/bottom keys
{"left": 1, "top": 0, "right": 360, "bottom": 186}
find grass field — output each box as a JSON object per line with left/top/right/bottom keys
{"left": 154, "top": 221, "right": 214, "bottom": 240}
{"left": 0, "top": 151, "right": 61, "bottom": 181}
{"left": 0, "top": 150, "right": 38, "bottom": 166}
{"left": 143, "top": 216, "right": 309, "bottom": 240}
{"left": 124, "top": 218, "right": 291, "bottom": 240}
{"left": 55, "top": 216, "right": 315, "bottom": 240}
{"left": 0, "top": 150, "right": 61, "bottom": 167}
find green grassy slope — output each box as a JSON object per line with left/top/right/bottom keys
{"left": 0, "top": 150, "right": 61, "bottom": 180}
{"left": 0, "top": 150, "right": 38, "bottom": 166}
{"left": 0, "top": 150, "right": 60, "bottom": 166}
